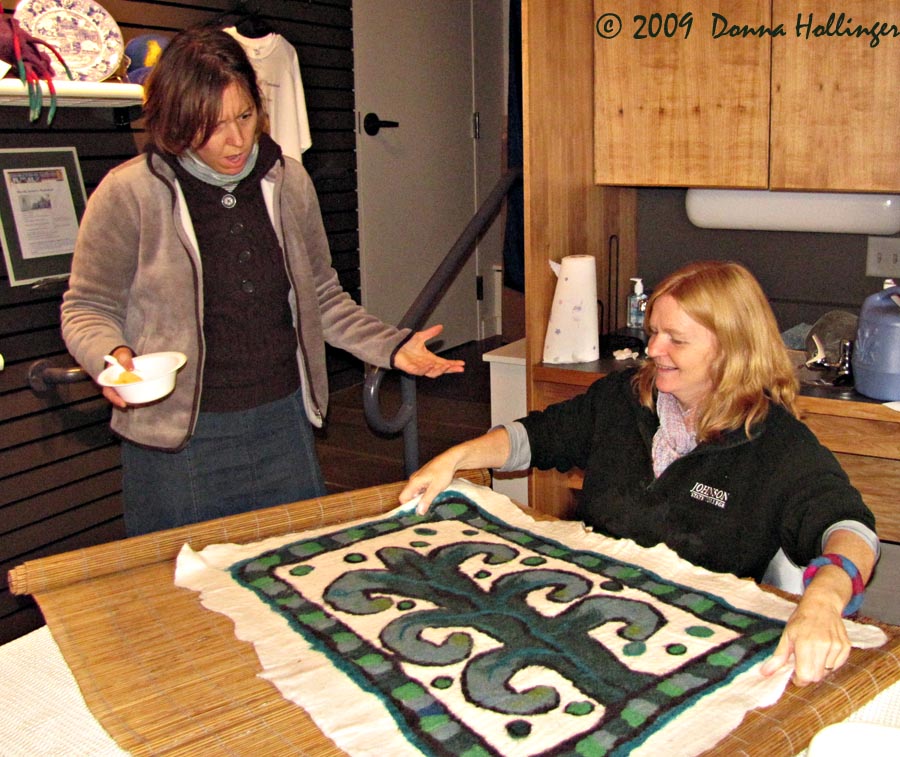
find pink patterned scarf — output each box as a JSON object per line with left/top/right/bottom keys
{"left": 652, "top": 392, "right": 698, "bottom": 477}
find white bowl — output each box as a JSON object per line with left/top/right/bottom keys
{"left": 98, "top": 351, "right": 187, "bottom": 405}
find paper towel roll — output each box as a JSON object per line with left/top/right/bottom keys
{"left": 543, "top": 255, "right": 599, "bottom": 364}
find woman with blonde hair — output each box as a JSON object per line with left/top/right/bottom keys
{"left": 401, "top": 260, "right": 878, "bottom": 687}
{"left": 634, "top": 260, "right": 798, "bottom": 440}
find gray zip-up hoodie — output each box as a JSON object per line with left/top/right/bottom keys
{"left": 61, "top": 149, "right": 409, "bottom": 451}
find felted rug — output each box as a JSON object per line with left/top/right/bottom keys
{"left": 174, "top": 480, "right": 886, "bottom": 757}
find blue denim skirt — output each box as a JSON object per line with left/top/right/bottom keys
{"left": 121, "top": 389, "right": 326, "bottom": 536}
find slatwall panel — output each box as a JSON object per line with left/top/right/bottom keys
{"left": 0, "top": 0, "right": 360, "bottom": 643}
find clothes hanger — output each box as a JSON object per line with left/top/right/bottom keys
{"left": 208, "top": 0, "right": 273, "bottom": 39}
{"left": 232, "top": 0, "right": 273, "bottom": 39}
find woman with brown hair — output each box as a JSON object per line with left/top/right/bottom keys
{"left": 62, "top": 26, "right": 462, "bottom": 536}
{"left": 401, "top": 260, "right": 878, "bottom": 686}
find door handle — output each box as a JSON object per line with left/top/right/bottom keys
{"left": 363, "top": 112, "right": 400, "bottom": 136}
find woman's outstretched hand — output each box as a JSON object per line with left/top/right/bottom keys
{"left": 393, "top": 324, "right": 465, "bottom": 378}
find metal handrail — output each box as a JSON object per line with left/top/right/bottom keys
{"left": 363, "top": 167, "right": 522, "bottom": 476}
{"left": 28, "top": 358, "right": 88, "bottom": 392}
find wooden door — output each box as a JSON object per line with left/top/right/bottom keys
{"left": 593, "top": 0, "right": 770, "bottom": 188}
{"left": 770, "top": 0, "right": 900, "bottom": 192}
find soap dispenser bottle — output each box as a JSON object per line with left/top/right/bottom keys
{"left": 627, "top": 277, "right": 648, "bottom": 329}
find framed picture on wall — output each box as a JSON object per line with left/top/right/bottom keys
{"left": 0, "top": 147, "right": 87, "bottom": 286}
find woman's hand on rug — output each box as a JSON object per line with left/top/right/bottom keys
{"left": 762, "top": 533, "right": 874, "bottom": 686}
{"left": 399, "top": 427, "right": 513, "bottom": 514}
{"left": 400, "top": 451, "right": 460, "bottom": 514}
{"left": 761, "top": 591, "right": 851, "bottom": 686}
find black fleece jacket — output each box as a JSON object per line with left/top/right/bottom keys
{"left": 520, "top": 369, "right": 875, "bottom": 581}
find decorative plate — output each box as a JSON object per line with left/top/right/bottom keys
{"left": 14, "top": 0, "right": 125, "bottom": 82}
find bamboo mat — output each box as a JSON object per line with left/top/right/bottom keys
{"left": 8, "top": 470, "right": 900, "bottom": 756}
{"left": 10, "top": 471, "right": 487, "bottom": 596}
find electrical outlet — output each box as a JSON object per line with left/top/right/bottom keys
{"left": 866, "top": 236, "right": 900, "bottom": 278}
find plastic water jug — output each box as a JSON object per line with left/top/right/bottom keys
{"left": 852, "top": 285, "right": 900, "bottom": 401}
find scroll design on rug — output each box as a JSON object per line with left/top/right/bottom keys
{"left": 229, "top": 492, "right": 785, "bottom": 756}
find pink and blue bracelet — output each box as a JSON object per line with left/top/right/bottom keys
{"left": 802, "top": 553, "right": 865, "bottom": 617}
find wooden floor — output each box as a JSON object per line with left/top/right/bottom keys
{"left": 315, "top": 338, "right": 498, "bottom": 493}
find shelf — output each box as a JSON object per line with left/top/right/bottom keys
{"left": 532, "top": 359, "right": 632, "bottom": 388}
{"left": 0, "top": 79, "right": 143, "bottom": 109}
{"left": 533, "top": 361, "right": 900, "bottom": 421}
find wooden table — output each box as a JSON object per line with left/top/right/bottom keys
{"left": 8, "top": 470, "right": 900, "bottom": 756}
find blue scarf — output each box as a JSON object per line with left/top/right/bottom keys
{"left": 177, "top": 141, "right": 259, "bottom": 190}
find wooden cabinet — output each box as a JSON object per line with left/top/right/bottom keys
{"left": 770, "top": 0, "right": 900, "bottom": 192}
{"left": 593, "top": 0, "right": 900, "bottom": 191}
{"left": 593, "top": 0, "right": 770, "bottom": 188}
{"left": 798, "top": 395, "right": 900, "bottom": 543}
